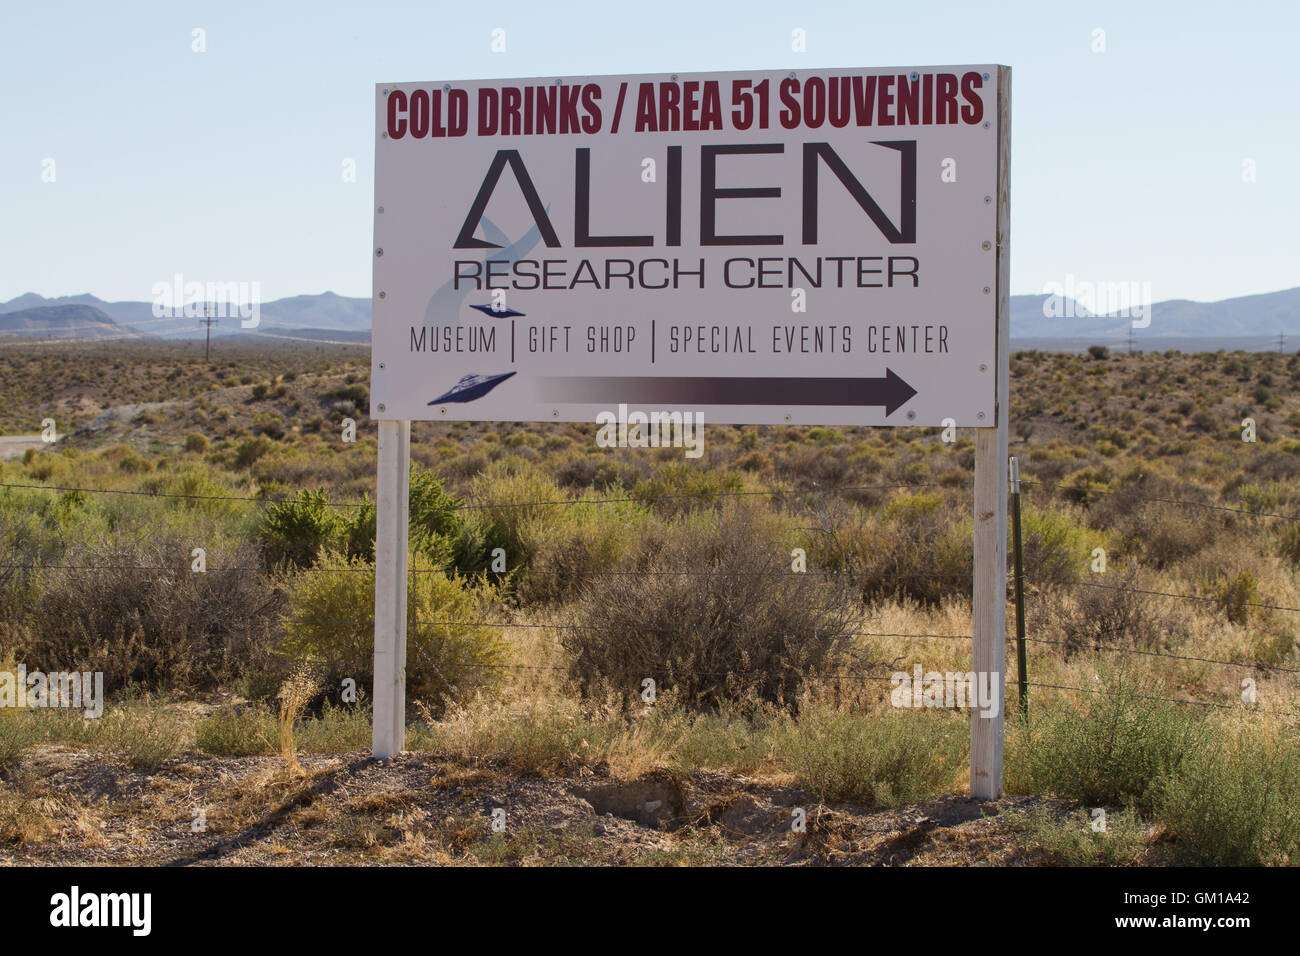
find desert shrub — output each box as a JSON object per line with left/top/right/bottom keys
{"left": 469, "top": 458, "right": 566, "bottom": 564}
{"left": 1245, "top": 450, "right": 1300, "bottom": 484}
{"left": 553, "top": 455, "right": 642, "bottom": 491}
{"left": 562, "top": 500, "right": 856, "bottom": 710}
{"left": 252, "top": 412, "right": 285, "bottom": 439}
{"left": 341, "top": 469, "right": 484, "bottom": 575}
{"left": 1082, "top": 472, "right": 1217, "bottom": 568}
{"left": 515, "top": 497, "right": 649, "bottom": 604}
{"left": 1057, "top": 466, "right": 1114, "bottom": 506}
{"left": 183, "top": 432, "right": 209, "bottom": 453}
{"left": 1016, "top": 502, "right": 1107, "bottom": 588}
{"left": 114, "top": 449, "right": 151, "bottom": 474}
{"left": 0, "top": 709, "right": 39, "bottom": 767}
{"left": 1131, "top": 508, "right": 1212, "bottom": 569}
{"left": 1156, "top": 725, "right": 1300, "bottom": 865}
{"left": 259, "top": 489, "right": 340, "bottom": 569}
{"left": 777, "top": 446, "right": 851, "bottom": 488}
{"left": 882, "top": 491, "right": 941, "bottom": 522}
{"left": 279, "top": 550, "right": 507, "bottom": 714}
{"left": 13, "top": 538, "right": 280, "bottom": 694}
{"left": 327, "top": 383, "right": 369, "bottom": 406}
{"left": 776, "top": 704, "right": 964, "bottom": 805}
{"left": 818, "top": 501, "right": 972, "bottom": 606}
{"left": 234, "top": 436, "right": 275, "bottom": 469}
{"left": 631, "top": 463, "right": 745, "bottom": 517}
{"left": 340, "top": 496, "right": 376, "bottom": 561}
{"left": 407, "top": 467, "right": 464, "bottom": 555}
{"left": 1009, "top": 805, "right": 1148, "bottom": 866}
{"left": 423, "top": 695, "right": 620, "bottom": 776}
{"left": 196, "top": 705, "right": 277, "bottom": 756}
{"left": 1208, "top": 569, "right": 1258, "bottom": 626}
{"left": 1006, "top": 674, "right": 1208, "bottom": 813}
{"left": 1277, "top": 524, "right": 1300, "bottom": 568}
{"left": 133, "top": 466, "right": 243, "bottom": 518}
{"left": 1048, "top": 570, "right": 1185, "bottom": 653}
{"left": 93, "top": 704, "right": 186, "bottom": 769}
{"left": 297, "top": 697, "right": 373, "bottom": 753}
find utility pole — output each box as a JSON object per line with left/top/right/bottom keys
{"left": 1279, "top": 332, "right": 1285, "bottom": 355}
{"left": 1127, "top": 325, "right": 1134, "bottom": 355}
{"left": 198, "top": 301, "right": 218, "bottom": 363}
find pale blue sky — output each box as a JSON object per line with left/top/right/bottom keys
{"left": 1, "top": 0, "right": 1295, "bottom": 305}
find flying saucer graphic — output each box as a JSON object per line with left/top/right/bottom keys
{"left": 469, "top": 303, "right": 526, "bottom": 318}
{"left": 428, "top": 371, "right": 517, "bottom": 404}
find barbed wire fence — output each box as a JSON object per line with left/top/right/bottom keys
{"left": 1, "top": 470, "right": 1298, "bottom": 722}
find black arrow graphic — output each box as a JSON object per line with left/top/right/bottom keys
{"left": 537, "top": 369, "right": 918, "bottom": 416}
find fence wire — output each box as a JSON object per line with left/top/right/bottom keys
{"left": 2, "top": 470, "right": 1298, "bottom": 721}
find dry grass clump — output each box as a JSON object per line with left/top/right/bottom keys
{"left": 562, "top": 499, "right": 857, "bottom": 711}
{"left": 3, "top": 530, "right": 279, "bottom": 695}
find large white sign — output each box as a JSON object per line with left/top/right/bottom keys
{"left": 371, "top": 66, "right": 1001, "bottom": 425}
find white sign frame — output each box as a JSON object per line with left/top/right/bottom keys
{"left": 370, "top": 65, "right": 1010, "bottom": 801}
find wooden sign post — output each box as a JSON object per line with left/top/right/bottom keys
{"left": 372, "top": 418, "right": 410, "bottom": 759}
{"left": 970, "top": 65, "right": 1011, "bottom": 799}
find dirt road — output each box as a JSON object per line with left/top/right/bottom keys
{"left": 0, "top": 435, "right": 45, "bottom": 460}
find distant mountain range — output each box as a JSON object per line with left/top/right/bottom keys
{"left": 0, "top": 292, "right": 371, "bottom": 340}
{"left": 0, "top": 303, "right": 142, "bottom": 339}
{"left": 1010, "top": 286, "right": 1300, "bottom": 339}
{"left": 2, "top": 287, "right": 1298, "bottom": 344}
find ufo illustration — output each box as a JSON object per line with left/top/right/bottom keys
{"left": 469, "top": 303, "right": 526, "bottom": 319}
{"left": 428, "top": 371, "right": 517, "bottom": 404}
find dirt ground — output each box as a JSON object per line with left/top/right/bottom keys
{"left": 0, "top": 745, "right": 1066, "bottom": 866}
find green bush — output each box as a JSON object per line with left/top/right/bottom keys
{"left": 631, "top": 463, "right": 745, "bottom": 516}
{"left": 1156, "top": 726, "right": 1300, "bottom": 865}
{"left": 516, "top": 496, "right": 648, "bottom": 604}
{"left": 260, "top": 489, "right": 340, "bottom": 569}
{"left": 234, "top": 436, "right": 275, "bottom": 469}
{"left": 469, "top": 458, "right": 566, "bottom": 564}
{"left": 196, "top": 705, "right": 277, "bottom": 756}
{"left": 341, "top": 469, "right": 478, "bottom": 574}
{"left": 1010, "top": 805, "right": 1148, "bottom": 865}
{"left": 298, "top": 697, "right": 375, "bottom": 753}
{"left": 327, "top": 383, "right": 370, "bottom": 406}
{"left": 279, "top": 550, "right": 507, "bottom": 713}
{"left": 777, "top": 705, "right": 964, "bottom": 806}
{"left": 1006, "top": 675, "right": 1208, "bottom": 813}
{"left": 0, "top": 709, "right": 39, "bottom": 767}
{"left": 408, "top": 467, "right": 464, "bottom": 556}
{"left": 252, "top": 412, "right": 285, "bottom": 439}
{"left": 1017, "top": 501, "right": 1107, "bottom": 587}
